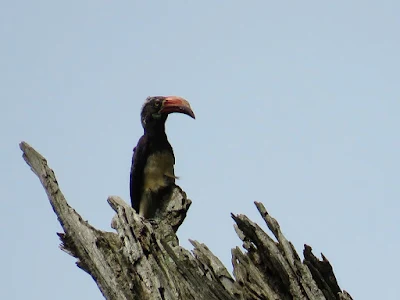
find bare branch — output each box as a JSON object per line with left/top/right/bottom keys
{"left": 20, "top": 141, "right": 352, "bottom": 300}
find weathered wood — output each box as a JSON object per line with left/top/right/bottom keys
{"left": 20, "top": 141, "right": 352, "bottom": 300}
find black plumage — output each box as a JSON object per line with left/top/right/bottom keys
{"left": 130, "top": 96, "right": 195, "bottom": 218}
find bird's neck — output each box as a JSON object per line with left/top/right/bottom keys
{"left": 144, "top": 121, "right": 167, "bottom": 139}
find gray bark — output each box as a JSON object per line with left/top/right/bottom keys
{"left": 20, "top": 141, "right": 353, "bottom": 300}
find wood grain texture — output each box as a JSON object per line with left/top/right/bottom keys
{"left": 20, "top": 141, "right": 353, "bottom": 300}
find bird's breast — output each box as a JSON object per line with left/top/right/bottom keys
{"left": 143, "top": 151, "right": 176, "bottom": 192}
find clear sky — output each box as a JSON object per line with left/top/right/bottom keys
{"left": 1, "top": 1, "right": 399, "bottom": 299}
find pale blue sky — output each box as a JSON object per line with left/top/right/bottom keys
{"left": 1, "top": 1, "right": 399, "bottom": 299}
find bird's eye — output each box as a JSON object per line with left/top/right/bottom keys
{"left": 154, "top": 100, "right": 161, "bottom": 108}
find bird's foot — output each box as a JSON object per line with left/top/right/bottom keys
{"left": 147, "top": 218, "right": 159, "bottom": 226}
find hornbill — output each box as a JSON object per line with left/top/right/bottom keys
{"left": 130, "top": 96, "right": 195, "bottom": 218}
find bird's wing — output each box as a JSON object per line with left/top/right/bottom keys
{"left": 130, "top": 135, "right": 149, "bottom": 213}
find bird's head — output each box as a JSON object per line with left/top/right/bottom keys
{"left": 141, "top": 96, "right": 195, "bottom": 129}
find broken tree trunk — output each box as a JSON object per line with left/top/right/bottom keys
{"left": 20, "top": 141, "right": 353, "bottom": 300}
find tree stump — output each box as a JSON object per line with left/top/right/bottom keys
{"left": 20, "top": 141, "right": 352, "bottom": 300}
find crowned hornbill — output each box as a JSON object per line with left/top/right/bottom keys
{"left": 130, "top": 96, "right": 195, "bottom": 218}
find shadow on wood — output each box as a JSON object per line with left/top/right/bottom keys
{"left": 20, "top": 141, "right": 353, "bottom": 300}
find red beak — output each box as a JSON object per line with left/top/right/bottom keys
{"left": 160, "top": 96, "right": 196, "bottom": 119}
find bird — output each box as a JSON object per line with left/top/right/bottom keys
{"left": 130, "top": 96, "right": 195, "bottom": 218}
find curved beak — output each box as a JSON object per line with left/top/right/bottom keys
{"left": 160, "top": 96, "right": 196, "bottom": 119}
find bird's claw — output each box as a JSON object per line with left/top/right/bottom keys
{"left": 147, "top": 218, "right": 158, "bottom": 226}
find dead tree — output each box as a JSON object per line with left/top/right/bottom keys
{"left": 20, "top": 141, "right": 352, "bottom": 300}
